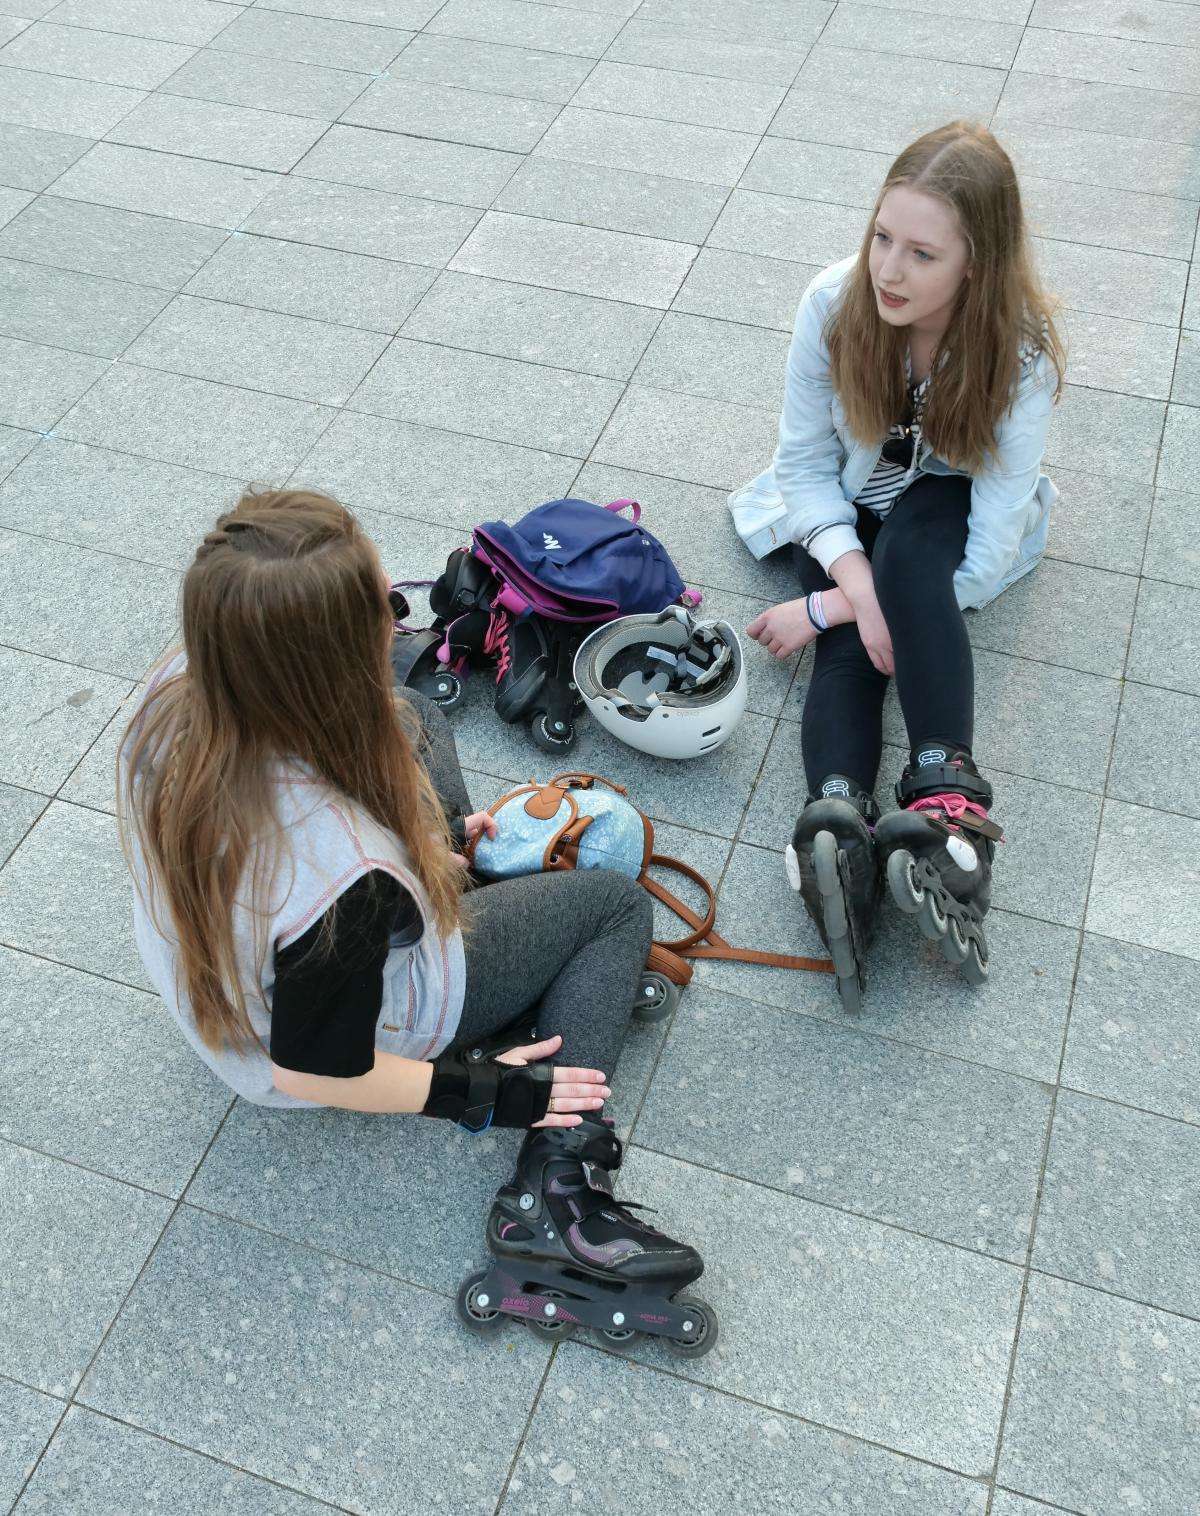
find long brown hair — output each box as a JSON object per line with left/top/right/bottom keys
{"left": 120, "top": 489, "right": 462, "bottom": 1055}
{"left": 826, "top": 121, "right": 1065, "bottom": 474}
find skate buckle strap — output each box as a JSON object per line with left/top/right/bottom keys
{"left": 910, "top": 793, "right": 1004, "bottom": 843}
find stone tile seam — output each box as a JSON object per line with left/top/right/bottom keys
{"left": 0, "top": 618, "right": 166, "bottom": 684}
{"left": 1017, "top": 18, "right": 1200, "bottom": 62}
{"left": 491, "top": 1349, "right": 557, "bottom": 1515}
{"left": 829, "top": 20, "right": 1200, "bottom": 75}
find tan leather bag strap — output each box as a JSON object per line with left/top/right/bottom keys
{"left": 642, "top": 854, "right": 718, "bottom": 951}
{"left": 684, "top": 942, "right": 834, "bottom": 973}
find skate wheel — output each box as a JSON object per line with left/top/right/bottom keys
{"left": 663, "top": 1297, "right": 719, "bottom": 1360}
{"left": 633, "top": 971, "right": 680, "bottom": 1025}
{"left": 836, "top": 970, "right": 864, "bottom": 1016}
{"left": 886, "top": 848, "right": 923, "bottom": 914}
{"left": 962, "top": 936, "right": 989, "bottom": 986}
{"left": 941, "top": 913, "right": 970, "bottom": 966}
{"left": 600, "top": 1325, "right": 643, "bottom": 1348}
{"left": 532, "top": 712, "right": 576, "bottom": 754}
{"left": 526, "top": 1290, "right": 577, "bottom": 1341}
{"left": 429, "top": 671, "right": 463, "bottom": 710}
{"left": 456, "top": 1270, "right": 504, "bottom": 1333}
{"left": 917, "top": 887, "right": 948, "bottom": 941}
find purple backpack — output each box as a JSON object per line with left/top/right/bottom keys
{"left": 473, "top": 497, "right": 690, "bottom": 623}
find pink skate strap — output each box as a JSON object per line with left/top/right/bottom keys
{"left": 910, "top": 793, "right": 1004, "bottom": 842}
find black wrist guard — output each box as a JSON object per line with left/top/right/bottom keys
{"left": 423, "top": 1050, "right": 553, "bottom": 1132}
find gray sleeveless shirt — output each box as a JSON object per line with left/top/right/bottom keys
{"left": 126, "top": 660, "right": 467, "bottom": 1108}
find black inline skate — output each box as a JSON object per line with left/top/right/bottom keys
{"left": 785, "top": 776, "right": 881, "bottom": 1014}
{"left": 874, "top": 746, "right": 1004, "bottom": 985}
{"left": 456, "top": 1117, "right": 717, "bottom": 1357}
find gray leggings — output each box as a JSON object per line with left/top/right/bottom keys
{"left": 402, "top": 691, "right": 653, "bottom": 1079}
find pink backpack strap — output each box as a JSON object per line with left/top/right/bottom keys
{"left": 605, "top": 498, "right": 641, "bottom": 524}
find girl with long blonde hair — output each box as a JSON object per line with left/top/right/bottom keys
{"left": 734, "top": 121, "right": 1065, "bottom": 1012}
{"left": 121, "top": 490, "right": 706, "bottom": 1320}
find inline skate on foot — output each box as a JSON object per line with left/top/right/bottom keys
{"left": 874, "top": 746, "right": 1004, "bottom": 985}
{"left": 784, "top": 777, "right": 881, "bottom": 1014}
{"left": 456, "top": 1117, "right": 717, "bottom": 1357}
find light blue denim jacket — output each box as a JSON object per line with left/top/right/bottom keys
{"left": 728, "top": 256, "right": 1058, "bottom": 611}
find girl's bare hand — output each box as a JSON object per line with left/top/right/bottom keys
{"left": 746, "top": 600, "right": 818, "bottom": 659}
{"left": 853, "top": 601, "right": 894, "bottom": 675}
{"left": 495, "top": 1034, "right": 610, "bottom": 1128}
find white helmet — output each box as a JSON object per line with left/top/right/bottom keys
{"left": 573, "top": 606, "right": 748, "bottom": 760}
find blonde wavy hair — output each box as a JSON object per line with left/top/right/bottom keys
{"left": 826, "top": 120, "right": 1066, "bottom": 474}
{"left": 119, "top": 489, "right": 462, "bottom": 1055}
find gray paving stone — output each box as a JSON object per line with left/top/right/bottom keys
{"left": 970, "top": 559, "right": 1136, "bottom": 680}
{"left": 1142, "top": 487, "right": 1200, "bottom": 589}
{"left": 822, "top": 1, "right": 1020, "bottom": 66}
{"left": 0, "top": 644, "right": 130, "bottom": 794}
{"left": 0, "top": 946, "right": 231, "bottom": 1194}
{"left": 620, "top": 1148, "right": 1022, "bottom": 1473}
{"left": 0, "top": 258, "right": 170, "bottom": 358}
{"left": 573, "top": 461, "right": 799, "bottom": 602}
{"left": 241, "top": 175, "right": 480, "bottom": 265}
{"left": 1157, "top": 401, "right": 1199, "bottom": 495}
{"left": 57, "top": 363, "right": 333, "bottom": 486}
{"left": 1185, "top": 259, "right": 1199, "bottom": 332}
{"left": 451, "top": 211, "right": 697, "bottom": 310}
{"left": 0, "top": 1377, "right": 62, "bottom": 1515}
{"left": 332, "top": 507, "right": 470, "bottom": 590}
{"left": 854, "top": 0, "right": 1031, "bottom": 19}
{"left": 0, "top": 21, "right": 195, "bottom": 89}
{"left": 879, "top": 647, "right": 1120, "bottom": 794}
{"left": 349, "top": 339, "right": 622, "bottom": 458}
{"left": 1031, "top": 0, "right": 1200, "bottom": 48}
{"left": 126, "top": 294, "right": 388, "bottom": 407}
{"left": 17, "top": 1406, "right": 336, "bottom": 1516}
{"left": 607, "top": 17, "right": 809, "bottom": 85}
{"left": 293, "top": 123, "right": 520, "bottom": 209}
{"left": 988, "top": 1495, "right": 1061, "bottom": 1516}
{"left": 1044, "top": 467, "right": 1152, "bottom": 578}
{"left": 1044, "top": 385, "right": 1165, "bottom": 487}
{"left": 1033, "top": 238, "right": 1187, "bottom": 330}
{"left": 1087, "top": 799, "right": 1200, "bottom": 960}
{"left": 0, "top": 419, "right": 38, "bottom": 478}
{"left": 51, "top": 142, "right": 280, "bottom": 229}
{"left": 0, "top": 122, "right": 90, "bottom": 191}
{"left": 742, "top": 135, "right": 886, "bottom": 209}
{"left": 402, "top": 273, "right": 659, "bottom": 381}
{"left": 572, "top": 59, "right": 786, "bottom": 134}
{"left": 998, "top": 1274, "right": 1200, "bottom": 1512}
{"left": 426, "top": 0, "right": 625, "bottom": 57}
{"left": 1109, "top": 682, "right": 1200, "bottom": 819}
{"left": 385, "top": 33, "right": 593, "bottom": 104}
{"left": 673, "top": 248, "right": 819, "bottom": 331}
{"left": 0, "top": 782, "right": 45, "bottom": 867}
{"left": 640, "top": 984, "right": 1050, "bottom": 1258}
{"left": 184, "top": 233, "right": 434, "bottom": 333}
{"left": 0, "top": 12, "right": 25, "bottom": 38}
{"left": 1058, "top": 309, "right": 1177, "bottom": 402}
{"left": 1035, "top": 1090, "right": 1200, "bottom": 1318}
{"left": 0, "top": 197, "right": 227, "bottom": 291}
{"left": 634, "top": 0, "right": 831, "bottom": 46}
{"left": 509, "top": 1347, "right": 990, "bottom": 1516}
{"left": 296, "top": 410, "right": 576, "bottom": 532}
{"left": 1174, "top": 331, "right": 1200, "bottom": 408}
{"left": 593, "top": 384, "right": 777, "bottom": 491}
{"left": 160, "top": 45, "right": 371, "bottom": 120}
{"left": 1014, "top": 22, "right": 1200, "bottom": 95}
{"left": 0, "top": 63, "right": 143, "bottom": 137}
{"left": 1127, "top": 576, "right": 1200, "bottom": 695}
{"left": 208, "top": 4, "right": 410, "bottom": 69}
{"left": 494, "top": 156, "right": 726, "bottom": 245}
{"left": 108, "top": 92, "right": 326, "bottom": 174}
{"left": 770, "top": 45, "right": 1004, "bottom": 154}
{"left": 255, "top": 0, "right": 444, "bottom": 22}
{"left": 0, "top": 0, "right": 56, "bottom": 15}
{"left": 0, "top": 1142, "right": 171, "bottom": 1395}
{"left": 58, "top": 694, "right": 132, "bottom": 813}
{"left": 78, "top": 1206, "right": 548, "bottom": 1512}
{"left": 1003, "top": 119, "right": 1200, "bottom": 202}
{"left": 0, "top": 337, "right": 106, "bottom": 430}
{"left": 996, "top": 68, "right": 1200, "bottom": 147}
{"left": 0, "top": 797, "right": 150, "bottom": 986}
{"left": 634, "top": 312, "right": 791, "bottom": 412}
{"left": 1024, "top": 175, "right": 1197, "bottom": 264}
{"left": 47, "top": 0, "right": 236, "bottom": 45}
{"left": 534, "top": 106, "right": 759, "bottom": 189}
{"left": 0, "top": 437, "right": 236, "bottom": 569}
{"left": 709, "top": 190, "right": 864, "bottom": 266}
{"left": 343, "top": 76, "right": 557, "bottom": 154}
{"left": 1062, "top": 934, "right": 1200, "bottom": 1126}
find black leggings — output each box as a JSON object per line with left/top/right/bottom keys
{"left": 797, "top": 473, "right": 974, "bottom": 798}
{"left": 401, "top": 690, "right": 651, "bottom": 1080}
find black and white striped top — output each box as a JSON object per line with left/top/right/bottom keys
{"left": 854, "top": 370, "right": 931, "bottom": 519}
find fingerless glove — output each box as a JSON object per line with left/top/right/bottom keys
{"left": 423, "top": 1049, "right": 553, "bottom": 1132}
